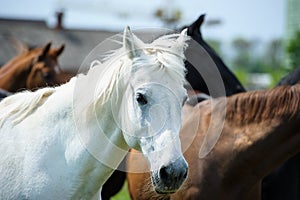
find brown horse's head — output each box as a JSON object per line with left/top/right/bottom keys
{"left": 0, "top": 42, "right": 74, "bottom": 92}
{"left": 26, "top": 42, "right": 65, "bottom": 90}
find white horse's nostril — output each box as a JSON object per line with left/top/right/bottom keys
{"left": 156, "top": 157, "right": 188, "bottom": 193}
{"left": 159, "top": 165, "right": 169, "bottom": 182}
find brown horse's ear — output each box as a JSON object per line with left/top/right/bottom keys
{"left": 38, "top": 42, "right": 51, "bottom": 61}
{"left": 55, "top": 44, "right": 65, "bottom": 57}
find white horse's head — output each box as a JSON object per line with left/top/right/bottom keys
{"left": 116, "top": 27, "right": 189, "bottom": 194}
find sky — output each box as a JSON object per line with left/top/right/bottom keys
{"left": 0, "top": 0, "right": 286, "bottom": 42}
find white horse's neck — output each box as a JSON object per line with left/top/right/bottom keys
{"left": 68, "top": 74, "right": 129, "bottom": 198}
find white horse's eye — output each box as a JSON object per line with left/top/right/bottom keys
{"left": 136, "top": 93, "right": 148, "bottom": 105}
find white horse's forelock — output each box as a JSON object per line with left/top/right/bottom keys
{"left": 93, "top": 30, "right": 190, "bottom": 105}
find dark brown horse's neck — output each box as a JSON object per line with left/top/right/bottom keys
{"left": 0, "top": 60, "right": 32, "bottom": 92}
{"left": 215, "top": 85, "right": 300, "bottom": 199}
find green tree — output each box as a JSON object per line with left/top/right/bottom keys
{"left": 263, "top": 38, "right": 286, "bottom": 86}
{"left": 154, "top": 8, "right": 181, "bottom": 27}
{"left": 231, "top": 37, "right": 286, "bottom": 88}
{"left": 231, "top": 38, "right": 255, "bottom": 71}
{"left": 264, "top": 39, "right": 284, "bottom": 70}
{"left": 206, "top": 39, "right": 222, "bottom": 57}
{"left": 287, "top": 31, "right": 300, "bottom": 68}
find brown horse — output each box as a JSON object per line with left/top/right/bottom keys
{"left": 261, "top": 66, "right": 300, "bottom": 199}
{"left": 127, "top": 84, "right": 300, "bottom": 200}
{"left": 0, "top": 42, "right": 74, "bottom": 92}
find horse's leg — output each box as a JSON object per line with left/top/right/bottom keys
{"left": 246, "top": 180, "right": 262, "bottom": 200}
{"left": 262, "top": 154, "right": 300, "bottom": 200}
{"left": 101, "top": 158, "right": 126, "bottom": 199}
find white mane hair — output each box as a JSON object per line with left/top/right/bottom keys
{"left": 0, "top": 87, "right": 56, "bottom": 127}
{"left": 92, "top": 29, "right": 190, "bottom": 105}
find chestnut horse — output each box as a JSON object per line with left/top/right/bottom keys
{"left": 0, "top": 42, "right": 74, "bottom": 92}
{"left": 261, "top": 66, "right": 300, "bottom": 199}
{"left": 127, "top": 84, "right": 300, "bottom": 200}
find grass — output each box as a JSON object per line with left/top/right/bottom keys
{"left": 111, "top": 181, "right": 131, "bottom": 200}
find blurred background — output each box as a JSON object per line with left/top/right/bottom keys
{"left": 1, "top": 1, "right": 300, "bottom": 199}
{"left": 0, "top": 0, "right": 299, "bottom": 90}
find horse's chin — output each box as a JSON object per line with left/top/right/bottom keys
{"left": 150, "top": 171, "right": 179, "bottom": 194}
{"left": 154, "top": 189, "right": 176, "bottom": 194}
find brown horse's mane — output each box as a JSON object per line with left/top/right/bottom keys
{"left": 225, "top": 84, "right": 300, "bottom": 125}
{"left": 2, "top": 52, "right": 28, "bottom": 70}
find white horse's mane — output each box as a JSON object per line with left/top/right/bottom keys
{"left": 92, "top": 31, "right": 190, "bottom": 105}
{"left": 0, "top": 87, "right": 56, "bottom": 127}
{"left": 0, "top": 30, "right": 189, "bottom": 126}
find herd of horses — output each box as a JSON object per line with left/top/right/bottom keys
{"left": 0, "top": 14, "right": 300, "bottom": 199}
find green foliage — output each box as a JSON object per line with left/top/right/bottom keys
{"left": 231, "top": 38, "right": 256, "bottom": 71}
{"left": 206, "top": 39, "right": 223, "bottom": 57}
{"left": 154, "top": 8, "right": 182, "bottom": 26}
{"left": 230, "top": 37, "right": 287, "bottom": 88}
{"left": 287, "top": 31, "right": 300, "bottom": 68}
{"left": 232, "top": 69, "right": 248, "bottom": 87}
{"left": 232, "top": 38, "right": 253, "bottom": 52}
{"left": 268, "top": 70, "right": 288, "bottom": 87}
{"left": 111, "top": 181, "right": 130, "bottom": 200}
{"left": 231, "top": 38, "right": 261, "bottom": 72}
{"left": 265, "top": 39, "right": 284, "bottom": 70}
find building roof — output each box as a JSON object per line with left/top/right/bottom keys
{"left": 0, "top": 18, "right": 117, "bottom": 72}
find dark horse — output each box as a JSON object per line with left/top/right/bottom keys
{"left": 0, "top": 89, "right": 11, "bottom": 101}
{"left": 183, "top": 14, "right": 245, "bottom": 97}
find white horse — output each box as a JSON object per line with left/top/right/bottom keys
{"left": 0, "top": 27, "right": 189, "bottom": 199}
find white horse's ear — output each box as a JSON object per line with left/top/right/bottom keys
{"left": 123, "top": 26, "right": 142, "bottom": 59}
{"left": 172, "top": 28, "right": 189, "bottom": 56}
{"left": 180, "top": 28, "right": 188, "bottom": 37}
{"left": 177, "top": 28, "right": 189, "bottom": 46}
